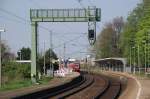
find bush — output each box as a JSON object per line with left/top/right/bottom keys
{"left": 2, "top": 61, "right": 30, "bottom": 83}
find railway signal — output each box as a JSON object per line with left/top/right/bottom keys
{"left": 88, "top": 28, "right": 96, "bottom": 45}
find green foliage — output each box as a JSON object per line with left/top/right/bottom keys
{"left": 0, "top": 79, "right": 32, "bottom": 91}
{"left": 1, "top": 61, "right": 53, "bottom": 91}
{"left": 0, "top": 76, "right": 52, "bottom": 91}
{"left": 94, "top": 17, "right": 124, "bottom": 58}
{"left": 2, "top": 61, "right": 31, "bottom": 83}
{"left": 17, "top": 47, "right": 31, "bottom": 60}
{"left": 45, "top": 48, "right": 58, "bottom": 60}
{"left": 1, "top": 61, "right": 32, "bottom": 91}
{"left": 94, "top": 0, "right": 150, "bottom": 68}
{"left": 37, "top": 48, "right": 59, "bottom": 74}
{"left": 1, "top": 41, "right": 14, "bottom": 62}
{"left": 38, "top": 76, "right": 52, "bottom": 84}
{"left": 120, "top": 0, "right": 150, "bottom": 66}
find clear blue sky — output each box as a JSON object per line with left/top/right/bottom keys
{"left": 0, "top": 0, "right": 140, "bottom": 59}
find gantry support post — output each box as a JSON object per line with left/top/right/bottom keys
{"left": 31, "top": 22, "right": 38, "bottom": 83}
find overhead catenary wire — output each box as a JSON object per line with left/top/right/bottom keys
{"left": 0, "top": 8, "right": 88, "bottom": 52}
{"left": 0, "top": 15, "right": 28, "bottom": 25}
{"left": 63, "top": 37, "right": 89, "bottom": 57}
{"left": 0, "top": 7, "right": 51, "bottom": 32}
{"left": 27, "top": 0, "right": 90, "bottom": 49}
{"left": 66, "top": 46, "right": 88, "bottom": 57}
{"left": 27, "top": 0, "right": 85, "bottom": 42}
{"left": 53, "top": 33, "right": 86, "bottom": 50}
{"left": 0, "top": 2, "right": 89, "bottom": 58}
{"left": 0, "top": 13, "right": 69, "bottom": 46}
{"left": 0, "top": 8, "right": 81, "bottom": 46}
{"left": 0, "top": 7, "right": 66, "bottom": 38}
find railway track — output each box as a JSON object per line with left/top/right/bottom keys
{"left": 67, "top": 73, "right": 121, "bottom": 99}
{"left": 97, "top": 76, "right": 121, "bottom": 99}
{"left": 50, "top": 74, "right": 94, "bottom": 99}
{"left": 13, "top": 72, "right": 123, "bottom": 99}
{"left": 67, "top": 74, "right": 109, "bottom": 99}
{"left": 13, "top": 72, "right": 93, "bottom": 99}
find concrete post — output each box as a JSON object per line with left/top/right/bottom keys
{"left": 31, "top": 22, "right": 37, "bottom": 83}
{"left": 0, "top": 32, "right": 1, "bottom": 87}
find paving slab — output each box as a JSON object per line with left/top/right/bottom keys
{"left": 136, "top": 76, "right": 150, "bottom": 99}
{"left": 100, "top": 71, "right": 150, "bottom": 99}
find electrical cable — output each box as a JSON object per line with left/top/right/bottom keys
{"left": 0, "top": 2, "right": 89, "bottom": 58}
{"left": 53, "top": 33, "right": 85, "bottom": 50}
{"left": 28, "top": 0, "right": 89, "bottom": 47}
{"left": 0, "top": 7, "right": 72, "bottom": 43}
{"left": 28, "top": 0, "right": 88, "bottom": 47}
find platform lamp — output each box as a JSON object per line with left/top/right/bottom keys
{"left": 0, "top": 28, "right": 5, "bottom": 87}
{"left": 132, "top": 46, "right": 136, "bottom": 74}
{"left": 148, "top": 30, "right": 150, "bottom": 73}
{"left": 142, "top": 40, "right": 147, "bottom": 74}
{"left": 130, "top": 40, "right": 134, "bottom": 73}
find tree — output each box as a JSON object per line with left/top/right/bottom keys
{"left": 2, "top": 61, "right": 31, "bottom": 83}
{"left": 120, "top": 0, "right": 150, "bottom": 66}
{"left": 1, "top": 41, "right": 15, "bottom": 62}
{"left": 38, "top": 48, "right": 58, "bottom": 74}
{"left": 1, "top": 42, "right": 30, "bottom": 83}
{"left": 17, "top": 47, "right": 31, "bottom": 60}
{"left": 95, "top": 22, "right": 115, "bottom": 58}
{"left": 112, "top": 17, "right": 124, "bottom": 47}
{"left": 94, "top": 17, "right": 124, "bottom": 58}
{"left": 45, "top": 48, "right": 58, "bottom": 60}
{"left": 120, "top": 2, "right": 144, "bottom": 58}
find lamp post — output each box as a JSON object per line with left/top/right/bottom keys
{"left": 129, "top": 45, "right": 132, "bottom": 72}
{"left": 130, "top": 40, "right": 134, "bottom": 73}
{"left": 49, "top": 31, "right": 54, "bottom": 77}
{"left": 142, "top": 40, "right": 147, "bottom": 74}
{"left": 137, "top": 44, "right": 140, "bottom": 74}
{"left": 63, "top": 43, "right": 66, "bottom": 67}
{"left": 130, "top": 39, "right": 135, "bottom": 73}
{"left": 132, "top": 46, "right": 135, "bottom": 74}
{"left": 0, "top": 28, "right": 5, "bottom": 87}
{"left": 148, "top": 31, "right": 150, "bottom": 73}
{"left": 43, "top": 41, "right": 46, "bottom": 75}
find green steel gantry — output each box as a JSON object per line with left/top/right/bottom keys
{"left": 30, "top": 7, "right": 101, "bottom": 82}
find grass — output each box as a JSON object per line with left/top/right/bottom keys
{"left": 147, "top": 74, "right": 150, "bottom": 78}
{"left": 38, "top": 76, "right": 53, "bottom": 84}
{"left": 0, "top": 77, "right": 53, "bottom": 92}
{"left": 0, "top": 79, "right": 32, "bottom": 91}
{"left": 133, "top": 71, "right": 150, "bottom": 79}
{"left": 135, "top": 71, "right": 145, "bottom": 76}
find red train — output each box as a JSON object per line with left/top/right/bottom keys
{"left": 68, "top": 62, "right": 80, "bottom": 72}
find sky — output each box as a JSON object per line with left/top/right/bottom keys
{"left": 0, "top": 0, "right": 140, "bottom": 59}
